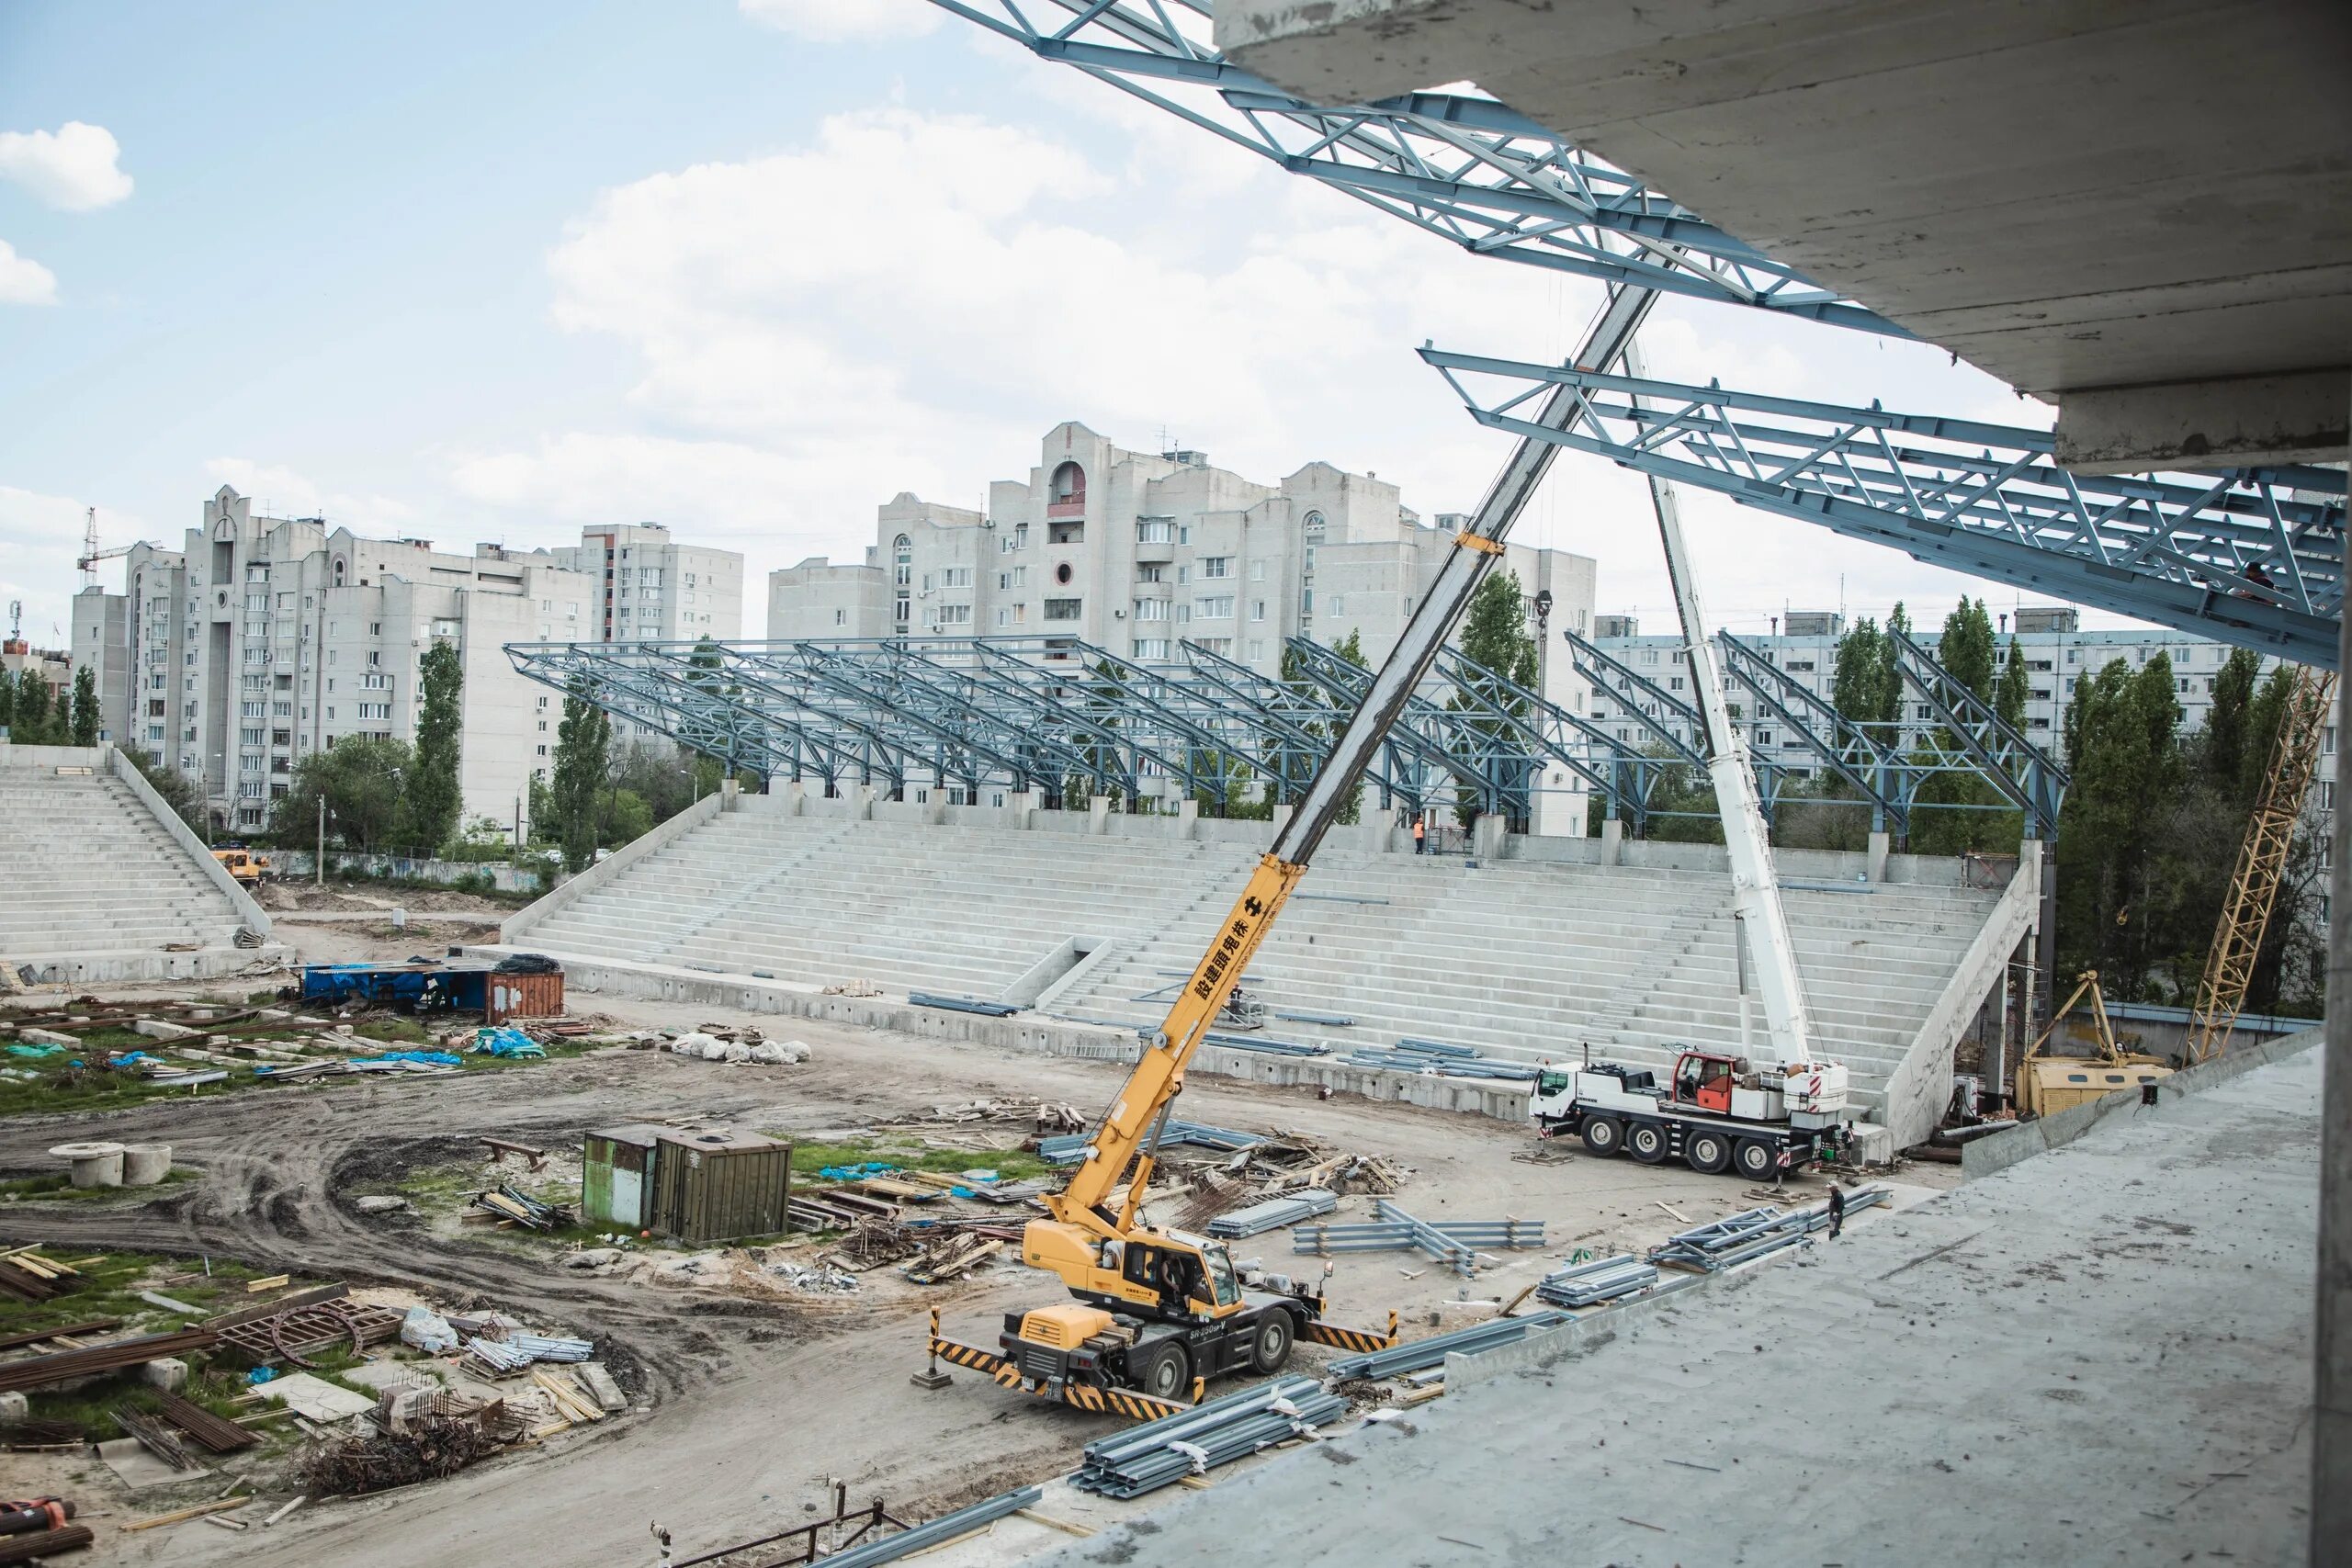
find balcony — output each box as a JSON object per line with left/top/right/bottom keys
{"left": 1046, "top": 499, "right": 1085, "bottom": 520}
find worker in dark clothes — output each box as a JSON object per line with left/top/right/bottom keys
{"left": 1826, "top": 1181, "right": 1846, "bottom": 1238}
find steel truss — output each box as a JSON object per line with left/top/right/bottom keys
{"left": 1424, "top": 352, "right": 2348, "bottom": 668}
{"left": 921, "top": 0, "right": 1901, "bottom": 336}
{"left": 1566, "top": 630, "right": 2068, "bottom": 841}
{"left": 508, "top": 635, "right": 2050, "bottom": 836}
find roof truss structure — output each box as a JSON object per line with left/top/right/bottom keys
{"left": 1426, "top": 351, "right": 2347, "bottom": 669}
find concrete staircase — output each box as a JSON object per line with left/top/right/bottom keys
{"left": 505, "top": 797, "right": 2018, "bottom": 1132}
{"left": 0, "top": 761, "right": 262, "bottom": 980}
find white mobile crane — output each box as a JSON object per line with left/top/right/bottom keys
{"left": 930, "top": 281, "right": 1847, "bottom": 1418}
{"left": 1525, "top": 344, "right": 1856, "bottom": 1179}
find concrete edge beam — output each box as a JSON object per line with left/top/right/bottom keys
{"left": 2052, "top": 367, "right": 2351, "bottom": 474}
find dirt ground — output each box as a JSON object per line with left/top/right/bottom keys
{"left": 0, "top": 969, "right": 1947, "bottom": 1567}
{"left": 250, "top": 880, "right": 514, "bottom": 964}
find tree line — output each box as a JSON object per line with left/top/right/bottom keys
{"left": 0, "top": 665, "right": 100, "bottom": 747}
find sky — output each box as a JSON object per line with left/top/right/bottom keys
{"left": 0, "top": 0, "right": 2130, "bottom": 654}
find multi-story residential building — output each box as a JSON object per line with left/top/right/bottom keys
{"left": 72, "top": 491, "right": 750, "bottom": 837}
{"left": 768, "top": 422, "right": 1600, "bottom": 834}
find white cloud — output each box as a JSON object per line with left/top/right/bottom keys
{"left": 0, "top": 239, "right": 57, "bottom": 305}
{"left": 738, "top": 0, "right": 939, "bottom": 43}
{"left": 201, "top": 458, "right": 416, "bottom": 532}
{"left": 0, "top": 121, "right": 132, "bottom": 211}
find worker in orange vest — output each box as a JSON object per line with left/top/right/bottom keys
{"left": 1412, "top": 814, "right": 1427, "bottom": 853}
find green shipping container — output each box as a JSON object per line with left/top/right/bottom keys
{"left": 648, "top": 1127, "right": 793, "bottom": 1245}
{"left": 582, "top": 1124, "right": 665, "bottom": 1232}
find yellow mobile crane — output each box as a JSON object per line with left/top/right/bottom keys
{"left": 924, "top": 287, "right": 1667, "bottom": 1417}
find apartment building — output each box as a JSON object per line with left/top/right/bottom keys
{"left": 768, "top": 422, "right": 1600, "bottom": 834}
{"left": 546, "top": 522, "right": 742, "bottom": 645}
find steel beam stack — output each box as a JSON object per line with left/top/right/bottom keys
{"left": 1293, "top": 1200, "right": 1544, "bottom": 1274}
{"left": 815, "top": 1486, "right": 1044, "bottom": 1568}
{"left": 1204, "top": 1189, "right": 1338, "bottom": 1238}
{"left": 1325, "top": 1312, "right": 1573, "bottom": 1381}
{"left": 1072, "top": 1376, "right": 1345, "bottom": 1499}
{"left": 1534, "top": 1253, "right": 1659, "bottom": 1307}
{"left": 1648, "top": 1189, "right": 1889, "bottom": 1272}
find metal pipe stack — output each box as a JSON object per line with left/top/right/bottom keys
{"left": 1204, "top": 1188, "right": 1338, "bottom": 1238}
{"left": 1534, "top": 1252, "right": 1658, "bottom": 1307}
{"left": 1072, "top": 1376, "right": 1346, "bottom": 1498}
{"left": 816, "top": 1485, "right": 1044, "bottom": 1568}
{"left": 1204, "top": 1032, "right": 1329, "bottom": 1057}
{"left": 1647, "top": 1188, "right": 1889, "bottom": 1272}
{"left": 1293, "top": 1201, "right": 1544, "bottom": 1275}
{"left": 1325, "top": 1311, "right": 1573, "bottom": 1381}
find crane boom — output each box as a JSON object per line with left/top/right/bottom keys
{"left": 1045, "top": 281, "right": 1661, "bottom": 1238}
{"left": 1623, "top": 339, "right": 1815, "bottom": 1066}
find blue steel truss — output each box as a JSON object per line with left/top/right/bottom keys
{"left": 920, "top": 0, "right": 1902, "bottom": 337}
{"left": 507, "top": 635, "right": 2052, "bottom": 840}
{"left": 1424, "top": 351, "right": 2348, "bottom": 669}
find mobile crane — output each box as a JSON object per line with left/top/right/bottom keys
{"left": 929, "top": 280, "right": 1846, "bottom": 1415}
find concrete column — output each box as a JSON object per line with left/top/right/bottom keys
{"left": 2314, "top": 410, "right": 2352, "bottom": 1560}
{"left": 1866, "top": 829, "right": 1891, "bottom": 882}
{"left": 720, "top": 776, "right": 741, "bottom": 812}
{"left": 852, "top": 784, "right": 876, "bottom": 821}
{"left": 783, "top": 780, "right": 807, "bottom": 817}
{"left": 1010, "top": 791, "right": 1036, "bottom": 829}
{"left": 1176, "top": 799, "right": 1199, "bottom": 840}
{"left": 1470, "top": 813, "right": 1507, "bottom": 861}
{"left": 1088, "top": 796, "right": 1111, "bottom": 836}
{"left": 1271, "top": 804, "right": 1294, "bottom": 837}
{"left": 917, "top": 791, "right": 946, "bottom": 826}
{"left": 1600, "top": 818, "right": 1624, "bottom": 867}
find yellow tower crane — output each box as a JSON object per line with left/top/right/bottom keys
{"left": 2183, "top": 663, "right": 2337, "bottom": 1064}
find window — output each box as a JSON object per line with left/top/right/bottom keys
{"left": 1250, "top": 561, "right": 1266, "bottom": 582}
{"left": 1044, "top": 598, "right": 1081, "bottom": 623}
{"left": 1246, "top": 639, "right": 1266, "bottom": 661}
{"left": 834, "top": 608, "right": 847, "bottom": 626}
{"left": 894, "top": 536, "right": 912, "bottom": 588}
{"left": 1000, "top": 567, "right": 1026, "bottom": 590}
{"left": 1668, "top": 676, "right": 1685, "bottom": 691}
{"left": 894, "top": 594, "right": 910, "bottom": 627}
{"left": 937, "top": 604, "right": 972, "bottom": 626}
{"left": 1135, "top": 638, "right": 1171, "bottom": 660}
{"left": 1138, "top": 519, "right": 1175, "bottom": 546}
{"left": 1195, "top": 637, "right": 1232, "bottom": 654}
{"left": 1177, "top": 566, "right": 1190, "bottom": 585}
{"left": 1135, "top": 599, "right": 1170, "bottom": 622}
{"left": 1179, "top": 525, "right": 1192, "bottom": 545}
{"left": 1326, "top": 594, "right": 1342, "bottom": 615}
{"left": 996, "top": 608, "right": 1012, "bottom": 627}
{"left": 1202, "top": 557, "right": 1231, "bottom": 580}
{"left": 1303, "top": 510, "right": 1326, "bottom": 535}
{"left": 1250, "top": 601, "right": 1266, "bottom": 622}
{"left": 943, "top": 567, "right": 972, "bottom": 588}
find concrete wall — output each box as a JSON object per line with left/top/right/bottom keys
{"left": 270, "top": 850, "right": 545, "bottom": 895}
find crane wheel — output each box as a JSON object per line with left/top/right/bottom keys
{"left": 1250, "top": 1312, "right": 1295, "bottom": 1375}
{"left": 1580, "top": 1117, "right": 1623, "bottom": 1157}
{"left": 1626, "top": 1122, "right": 1668, "bottom": 1164}
{"left": 1733, "top": 1138, "right": 1776, "bottom": 1181}
{"left": 1136, "top": 1340, "right": 1192, "bottom": 1401}
{"left": 1685, "top": 1131, "right": 1731, "bottom": 1175}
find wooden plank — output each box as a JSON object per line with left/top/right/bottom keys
{"left": 120, "top": 1497, "right": 253, "bottom": 1532}
{"left": 0, "top": 1317, "right": 120, "bottom": 1352}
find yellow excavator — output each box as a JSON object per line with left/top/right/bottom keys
{"left": 2015, "top": 970, "right": 2175, "bottom": 1117}
{"left": 923, "top": 286, "right": 1667, "bottom": 1417}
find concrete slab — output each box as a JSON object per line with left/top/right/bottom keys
{"left": 1025, "top": 1041, "right": 2321, "bottom": 1567}
{"left": 257, "top": 1371, "right": 377, "bottom": 1422}
{"left": 95, "top": 1436, "right": 213, "bottom": 1491}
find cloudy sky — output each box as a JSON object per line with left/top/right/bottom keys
{"left": 0, "top": 0, "right": 2119, "bottom": 653}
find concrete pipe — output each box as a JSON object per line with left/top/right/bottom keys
{"left": 119, "top": 1144, "right": 173, "bottom": 1185}
{"left": 49, "top": 1141, "right": 125, "bottom": 1189}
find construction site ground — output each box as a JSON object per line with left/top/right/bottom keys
{"left": 0, "top": 974, "right": 1952, "bottom": 1566}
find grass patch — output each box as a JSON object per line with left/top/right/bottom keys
{"left": 781, "top": 1135, "right": 1053, "bottom": 1185}
{"left": 0, "top": 1249, "right": 321, "bottom": 1342}
{"left": 0, "top": 1167, "right": 200, "bottom": 1203}
{"left": 352, "top": 1016, "right": 434, "bottom": 1045}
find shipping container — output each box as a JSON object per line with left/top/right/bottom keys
{"left": 486, "top": 968, "right": 565, "bottom": 1022}
{"left": 649, "top": 1127, "right": 793, "bottom": 1244}
{"left": 582, "top": 1124, "right": 665, "bottom": 1232}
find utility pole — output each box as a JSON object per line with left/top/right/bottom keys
{"left": 316, "top": 795, "right": 326, "bottom": 886}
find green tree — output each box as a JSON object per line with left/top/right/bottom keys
{"left": 1938, "top": 597, "right": 1996, "bottom": 703}
{"left": 2055, "top": 654, "right": 2185, "bottom": 996}
{"left": 1830, "top": 617, "right": 1894, "bottom": 735}
{"left": 69, "top": 666, "right": 100, "bottom": 747}
{"left": 269, "top": 735, "right": 413, "bottom": 852}
{"left": 392, "top": 641, "right": 464, "bottom": 853}
{"left": 601, "top": 787, "right": 654, "bottom": 848}
{"left": 1449, "top": 572, "right": 1538, "bottom": 827}
{"left": 1994, "top": 638, "right": 2029, "bottom": 731}
{"left": 2201, "top": 648, "right": 2262, "bottom": 791}
{"left": 122, "top": 745, "right": 208, "bottom": 836}
{"left": 550, "top": 683, "right": 613, "bottom": 871}
{"left": 11, "top": 671, "right": 56, "bottom": 744}
{"left": 2235, "top": 663, "right": 2296, "bottom": 807}
{"left": 0, "top": 668, "right": 14, "bottom": 736}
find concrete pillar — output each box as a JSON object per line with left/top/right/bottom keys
{"left": 783, "top": 780, "right": 807, "bottom": 817}
{"left": 1176, "top": 799, "right": 1199, "bottom": 840}
{"left": 1866, "top": 829, "right": 1891, "bottom": 883}
{"left": 852, "top": 784, "right": 876, "bottom": 821}
{"left": 140, "top": 1358, "right": 189, "bottom": 1392}
{"left": 1599, "top": 818, "right": 1624, "bottom": 867}
{"left": 1470, "top": 813, "right": 1507, "bottom": 861}
{"left": 720, "top": 776, "right": 741, "bottom": 811}
{"left": 1088, "top": 797, "right": 1111, "bottom": 835}
{"left": 51, "top": 1142, "right": 123, "bottom": 1188}
{"left": 1010, "top": 791, "right": 1037, "bottom": 829}
{"left": 2314, "top": 425, "right": 2352, "bottom": 1560}
{"left": 1271, "top": 804, "right": 1294, "bottom": 837}
{"left": 919, "top": 791, "right": 946, "bottom": 826}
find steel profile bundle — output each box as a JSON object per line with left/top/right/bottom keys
{"left": 1204, "top": 1032, "right": 1329, "bottom": 1058}
{"left": 1293, "top": 1201, "right": 1544, "bottom": 1274}
{"left": 1072, "top": 1375, "right": 1346, "bottom": 1499}
{"left": 908, "top": 991, "right": 1021, "bottom": 1018}
{"left": 1039, "top": 1119, "right": 1267, "bottom": 1165}
{"left": 1534, "top": 1253, "right": 1659, "bottom": 1307}
{"left": 1204, "top": 1188, "right": 1338, "bottom": 1238}
{"left": 1648, "top": 1188, "right": 1890, "bottom": 1272}
{"left": 812, "top": 1484, "right": 1044, "bottom": 1568}
{"left": 1340, "top": 1044, "right": 1539, "bottom": 1081}
{"left": 1325, "top": 1311, "right": 1573, "bottom": 1382}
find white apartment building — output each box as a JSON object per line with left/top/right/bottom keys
{"left": 769, "top": 423, "right": 1600, "bottom": 833}
{"left": 74, "top": 491, "right": 749, "bottom": 836}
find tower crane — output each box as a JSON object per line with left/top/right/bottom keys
{"left": 929, "top": 277, "right": 1851, "bottom": 1418}
{"left": 78, "top": 507, "right": 149, "bottom": 589}
{"left": 2184, "top": 663, "right": 2338, "bottom": 1062}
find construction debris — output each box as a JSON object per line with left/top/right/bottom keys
{"left": 472, "top": 1184, "right": 576, "bottom": 1231}
{"left": 299, "top": 1414, "right": 502, "bottom": 1495}
{"left": 157, "top": 1393, "right": 262, "bottom": 1454}
{"left": 899, "top": 1233, "right": 1002, "bottom": 1284}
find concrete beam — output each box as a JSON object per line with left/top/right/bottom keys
{"left": 2054, "top": 368, "right": 2352, "bottom": 474}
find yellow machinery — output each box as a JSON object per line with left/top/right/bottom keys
{"left": 211, "top": 848, "right": 269, "bottom": 886}
{"left": 2017, "top": 971, "right": 2174, "bottom": 1117}
{"left": 2184, "top": 665, "right": 2335, "bottom": 1063}
{"left": 924, "top": 278, "right": 1671, "bottom": 1421}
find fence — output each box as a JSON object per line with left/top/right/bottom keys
{"left": 267, "top": 850, "right": 548, "bottom": 896}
